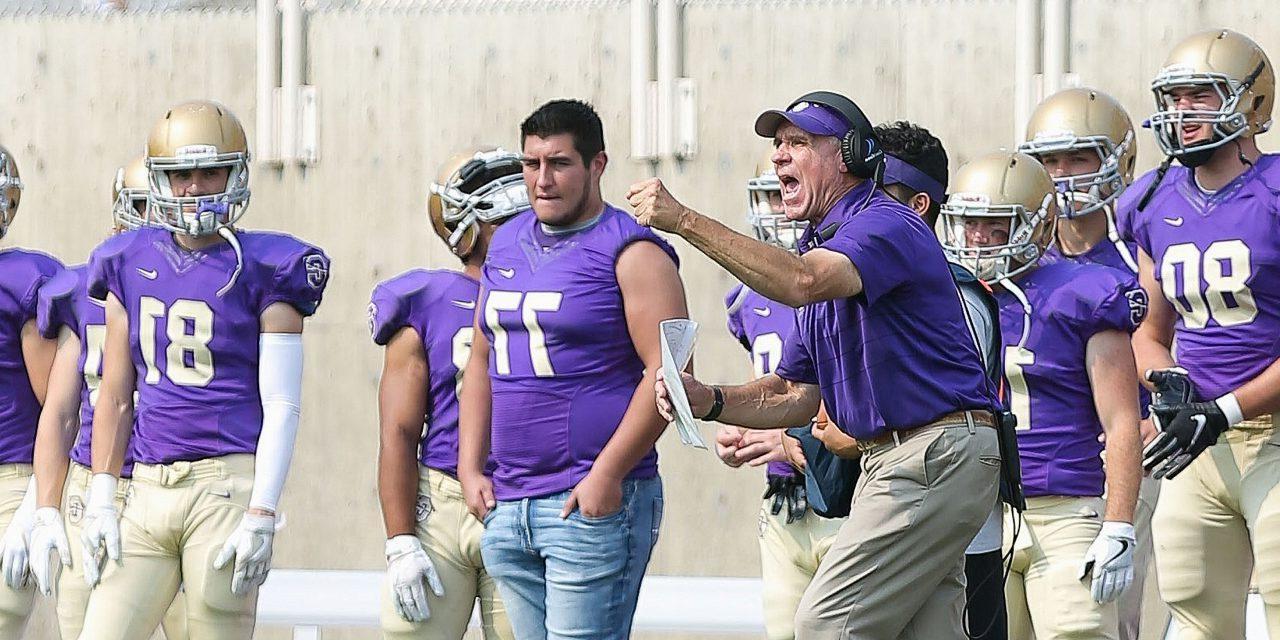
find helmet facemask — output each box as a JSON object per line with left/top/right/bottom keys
{"left": 1022, "top": 131, "right": 1132, "bottom": 219}
{"left": 0, "top": 150, "right": 21, "bottom": 240}
{"left": 112, "top": 164, "right": 149, "bottom": 231}
{"left": 939, "top": 192, "right": 1055, "bottom": 283}
{"left": 1149, "top": 61, "right": 1270, "bottom": 164}
{"left": 430, "top": 149, "right": 528, "bottom": 254}
{"left": 147, "top": 147, "right": 251, "bottom": 237}
{"left": 747, "top": 168, "right": 807, "bottom": 252}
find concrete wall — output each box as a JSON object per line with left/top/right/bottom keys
{"left": 2, "top": 1, "right": 1278, "bottom": 637}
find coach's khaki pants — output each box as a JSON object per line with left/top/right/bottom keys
{"left": 60, "top": 462, "right": 189, "bottom": 640}
{"left": 759, "top": 499, "right": 844, "bottom": 640}
{"left": 1004, "top": 495, "right": 1118, "bottom": 640}
{"left": 793, "top": 421, "right": 1000, "bottom": 640}
{"left": 1153, "top": 421, "right": 1280, "bottom": 640}
{"left": 80, "top": 455, "right": 258, "bottom": 640}
{"left": 381, "top": 467, "right": 513, "bottom": 640}
{"left": 0, "top": 465, "right": 33, "bottom": 639}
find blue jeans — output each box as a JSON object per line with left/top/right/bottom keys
{"left": 480, "top": 476, "right": 664, "bottom": 640}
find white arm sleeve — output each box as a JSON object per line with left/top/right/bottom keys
{"left": 250, "top": 333, "right": 305, "bottom": 513}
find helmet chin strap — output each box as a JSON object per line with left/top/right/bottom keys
{"left": 216, "top": 225, "right": 244, "bottom": 297}
{"left": 999, "top": 276, "right": 1034, "bottom": 350}
{"left": 1103, "top": 204, "right": 1140, "bottom": 273}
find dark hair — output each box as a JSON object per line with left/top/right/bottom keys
{"left": 520, "top": 99, "right": 605, "bottom": 165}
{"left": 874, "top": 121, "right": 949, "bottom": 223}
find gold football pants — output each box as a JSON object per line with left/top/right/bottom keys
{"left": 79, "top": 455, "right": 258, "bottom": 640}
{"left": 381, "top": 467, "right": 513, "bottom": 640}
{"left": 1153, "top": 422, "right": 1280, "bottom": 640}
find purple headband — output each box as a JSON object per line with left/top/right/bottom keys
{"left": 883, "top": 155, "right": 946, "bottom": 204}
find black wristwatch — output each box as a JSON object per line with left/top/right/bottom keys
{"left": 701, "top": 386, "right": 725, "bottom": 421}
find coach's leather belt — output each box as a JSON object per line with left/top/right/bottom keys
{"left": 856, "top": 409, "right": 997, "bottom": 453}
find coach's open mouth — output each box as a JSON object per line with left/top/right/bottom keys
{"left": 779, "top": 174, "right": 800, "bottom": 203}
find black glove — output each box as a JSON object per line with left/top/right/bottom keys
{"left": 763, "top": 475, "right": 808, "bottom": 524}
{"left": 1142, "top": 401, "right": 1230, "bottom": 480}
{"left": 1145, "top": 367, "right": 1197, "bottom": 431}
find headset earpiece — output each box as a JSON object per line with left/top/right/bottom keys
{"left": 792, "top": 91, "right": 884, "bottom": 180}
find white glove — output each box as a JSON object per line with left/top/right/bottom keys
{"left": 385, "top": 535, "right": 444, "bottom": 622}
{"left": 213, "top": 512, "right": 276, "bottom": 596}
{"left": 0, "top": 494, "right": 35, "bottom": 590}
{"left": 29, "top": 507, "right": 71, "bottom": 596}
{"left": 1079, "top": 521, "right": 1136, "bottom": 603}
{"left": 80, "top": 474, "right": 122, "bottom": 589}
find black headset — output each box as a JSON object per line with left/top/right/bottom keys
{"left": 789, "top": 91, "right": 884, "bottom": 181}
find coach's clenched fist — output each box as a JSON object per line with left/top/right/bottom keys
{"left": 627, "top": 178, "right": 693, "bottom": 233}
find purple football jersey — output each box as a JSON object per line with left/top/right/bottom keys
{"left": 1122, "top": 154, "right": 1280, "bottom": 401}
{"left": 87, "top": 227, "right": 330, "bottom": 464}
{"left": 774, "top": 182, "right": 1001, "bottom": 440}
{"left": 725, "top": 284, "right": 799, "bottom": 479}
{"left": 0, "top": 249, "right": 63, "bottom": 463}
{"left": 36, "top": 264, "right": 138, "bottom": 476}
{"left": 480, "top": 205, "right": 679, "bottom": 501}
{"left": 1043, "top": 239, "right": 1151, "bottom": 417}
{"left": 997, "top": 261, "right": 1146, "bottom": 497}
{"left": 370, "top": 269, "right": 480, "bottom": 477}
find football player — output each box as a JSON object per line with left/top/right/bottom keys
{"left": 716, "top": 151, "right": 843, "bottom": 640}
{"left": 0, "top": 144, "right": 64, "bottom": 637}
{"left": 370, "top": 147, "right": 523, "bottom": 639}
{"left": 1018, "top": 87, "right": 1167, "bottom": 639}
{"left": 1122, "top": 29, "right": 1280, "bottom": 639}
{"left": 27, "top": 158, "right": 187, "bottom": 639}
{"left": 457, "top": 100, "right": 687, "bottom": 639}
{"left": 938, "top": 151, "right": 1145, "bottom": 640}
{"left": 76, "top": 100, "right": 330, "bottom": 639}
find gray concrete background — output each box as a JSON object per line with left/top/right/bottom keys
{"left": 3, "top": 1, "right": 1279, "bottom": 637}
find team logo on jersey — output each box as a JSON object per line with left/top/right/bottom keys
{"left": 305, "top": 254, "right": 329, "bottom": 289}
{"left": 366, "top": 302, "right": 378, "bottom": 335}
{"left": 67, "top": 495, "right": 85, "bottom": 524}
{"left": 415, "top": 494, "right": 433, "bottom": 523}
{"left": 1125, "top": 287, "right": 1149, "bottom": 327}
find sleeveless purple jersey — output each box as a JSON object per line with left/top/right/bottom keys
{"left": 480, "top": 205, "right": 679, "bottom": 501}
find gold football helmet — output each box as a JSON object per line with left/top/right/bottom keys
{"left": 747, "top": 149, "right": 806, "bottom": 251}
{"left": 0, "top": 145, "right": 22, "bottom": 239}
{"left": 146, "top": 100, "right": 250, "bottom": 236}
{"left": 112, "top": 157, "right": 149, "bottom": 231}
{"left": 1020, "top": 88, "right": 1135, "bottom": 218}
{"left": 938, "top": 151, "right": 1058, "bottom": 282}
{"left": 1149, "top": 29, "right": 1274, "bottom": 160}
{"left": 428, "top": 147, "right": 527, "bottom": 259}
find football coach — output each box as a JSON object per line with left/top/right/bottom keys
{"left": 628, "top": 91, "right": 1003, "bottom": 639}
